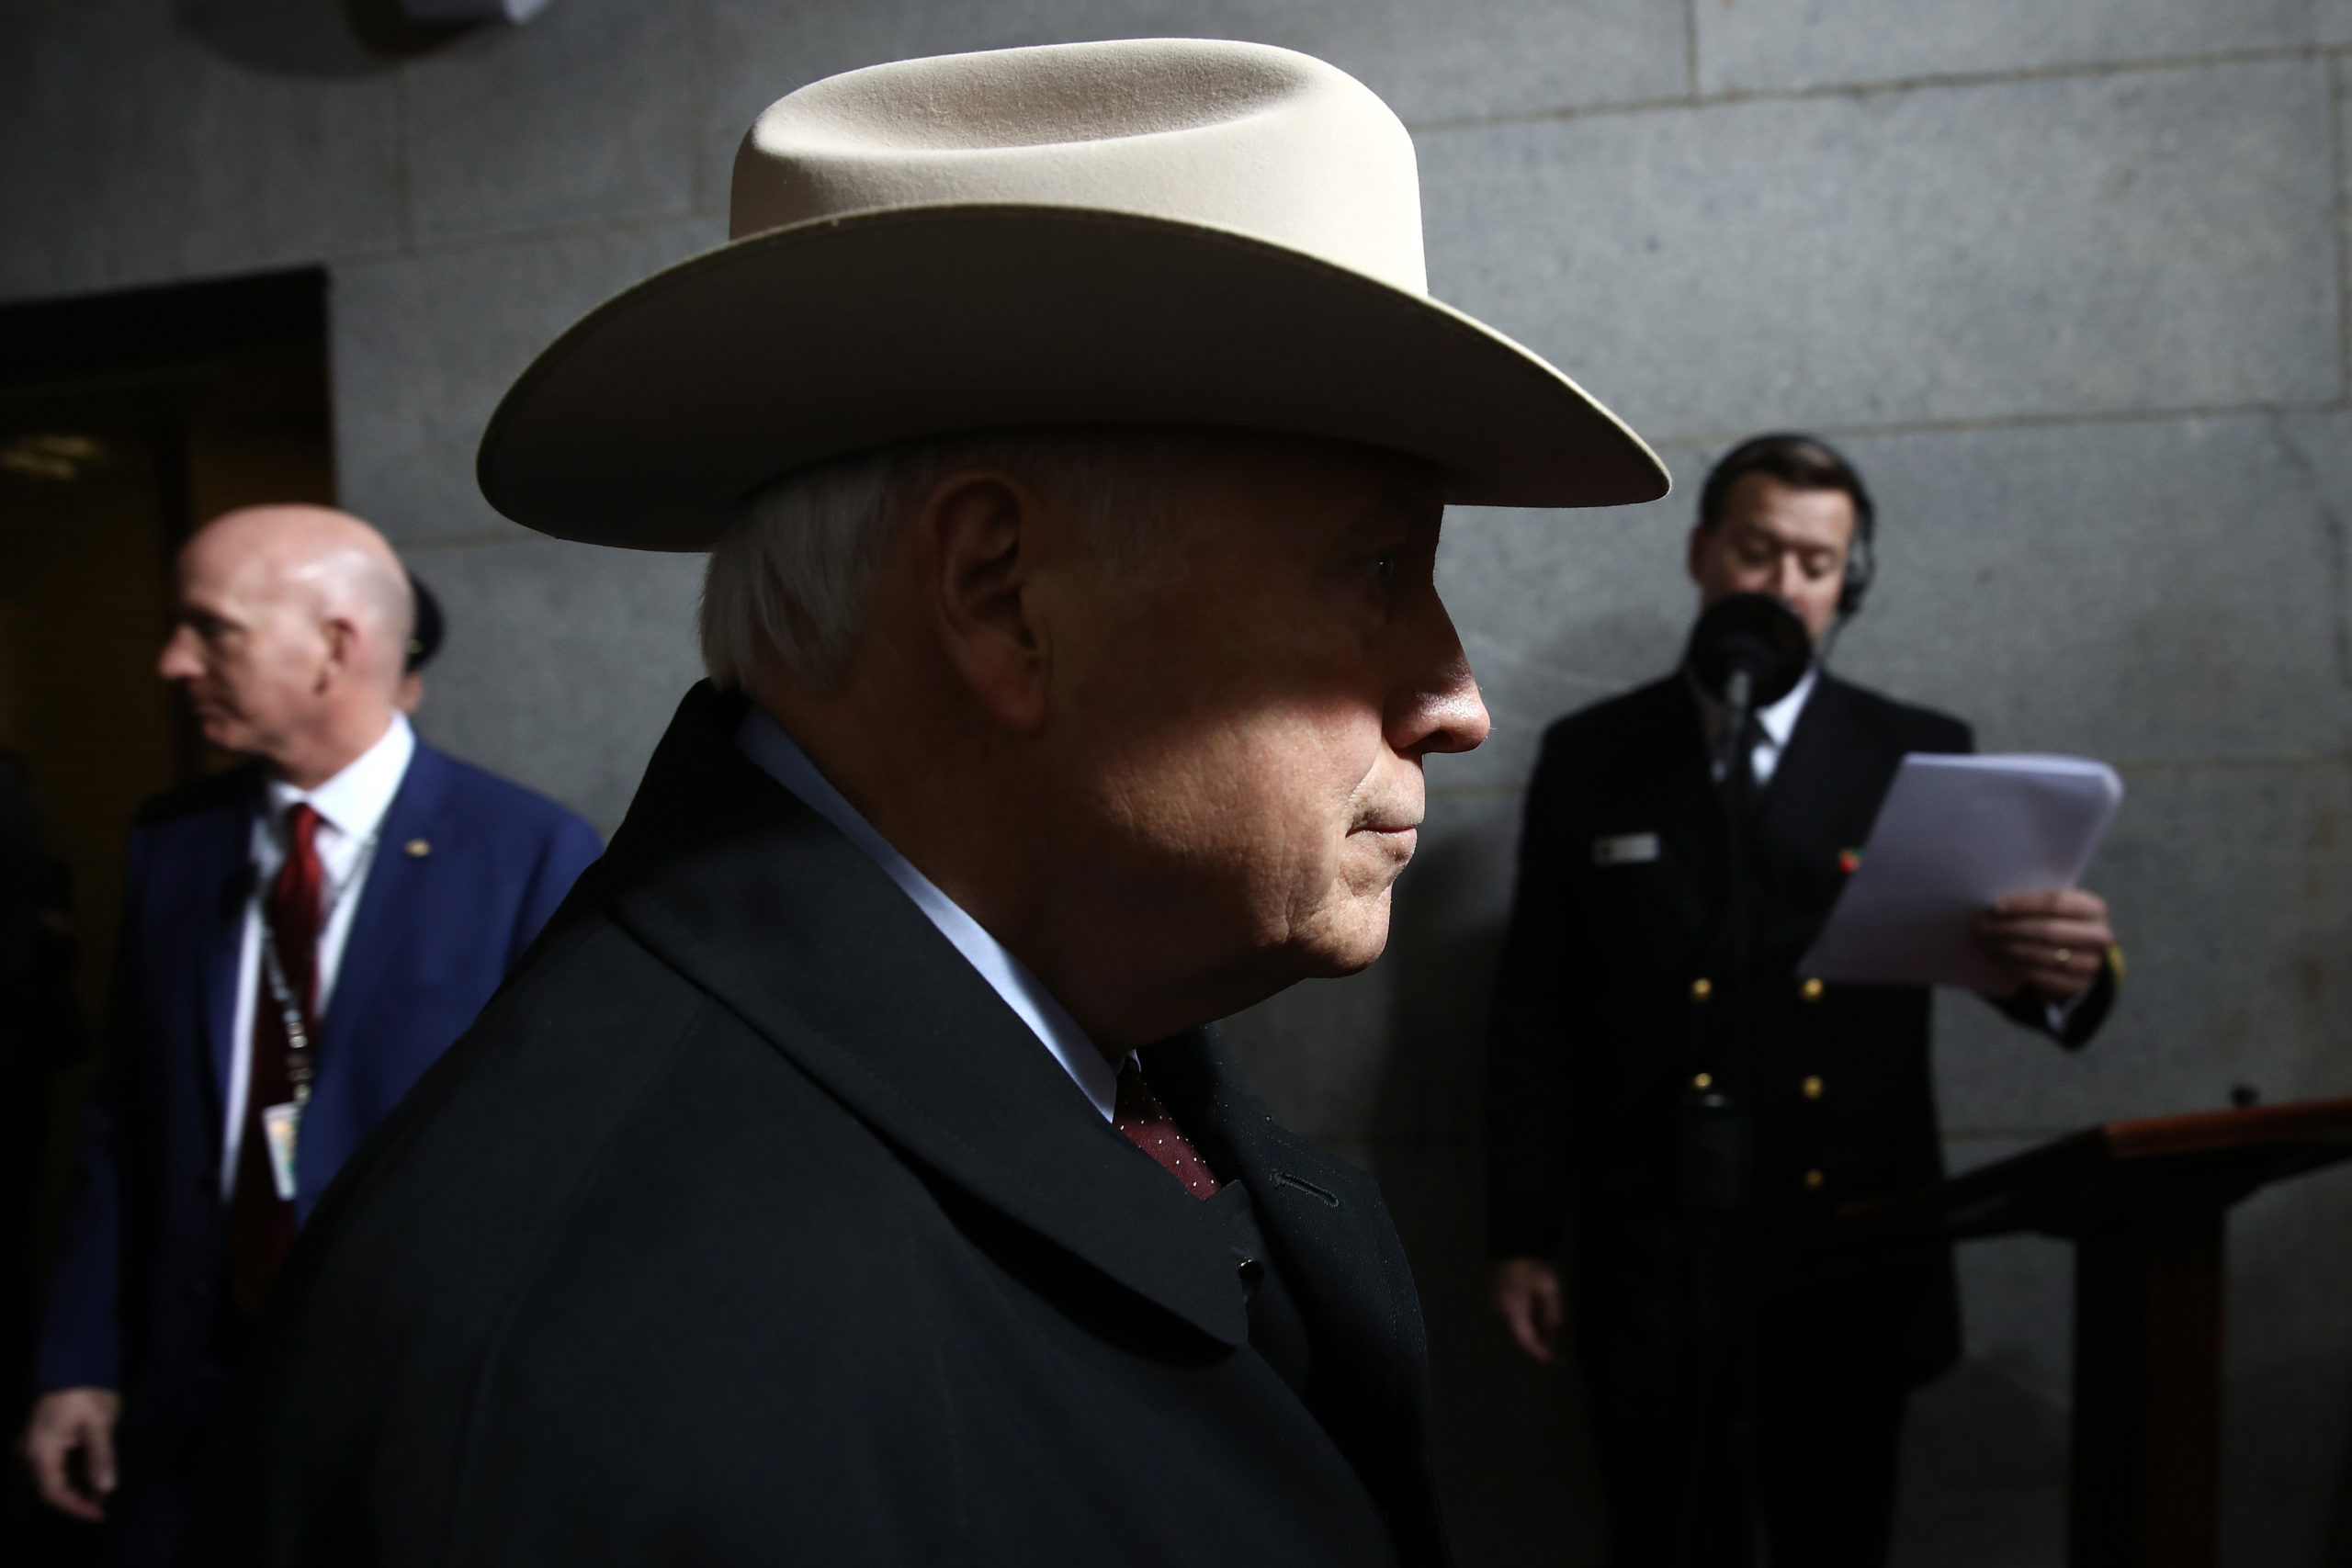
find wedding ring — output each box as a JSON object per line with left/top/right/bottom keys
{"left": 2052, "top": 946, "right": 2072, "bottom": 967}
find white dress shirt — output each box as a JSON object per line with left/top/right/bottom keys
{"left": 1747, "top": 666, "right": 1817, "bottom": 788}
{"left": 1703, "top": 664, "right": 1818, "bottom": 787}
{"left": 218, "top": 715, "right": 416, "bottom": 1197}
{"left": 734, "top": 708, "right": 1125, "bottom": 1122}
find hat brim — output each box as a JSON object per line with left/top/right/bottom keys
{"left": 478, "top": 204, "right": 1668, "bottom": 549}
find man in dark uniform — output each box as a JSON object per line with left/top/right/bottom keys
{"left": 1487, "top": 434, "right": 2119, "bottom": 1567}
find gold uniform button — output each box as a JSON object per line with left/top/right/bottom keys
{"left": 404, "top": 838, "right": 432, "bottom": 859}
{"left": 1800, "top": 977, "right": 1825, "bottom": 1002}
{"left": 1802, "top": 1075, "right": 1824, "bottom": 1100}
{"left": 1692, "top": 1072, "right": 1713, "bottom": 1091}
{"left": 1690, "top": 977, "right": 1713, "bottom": 1001}
{"left": 1804, "top": 1168, "right": 1826, "bottom": 1191}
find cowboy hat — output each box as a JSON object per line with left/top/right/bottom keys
{"left": 478, "top": 38, "right": 1668, "bottom": 550}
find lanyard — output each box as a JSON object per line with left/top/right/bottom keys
{"left": 256, "top": 818, "right": 380, "bottom": 1107}
{"left": 257, "top": 931, "right": 318, "bottom": 1105}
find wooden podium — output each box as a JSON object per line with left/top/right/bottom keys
{"left": 1838, "top": 1096, "right": 2352, "bottom": 1568}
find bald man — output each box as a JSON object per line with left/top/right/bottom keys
{"left": 20, "top": 507, "right": 601, "bottom": 1562}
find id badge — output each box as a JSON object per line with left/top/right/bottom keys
{"left": 260, "top": 1101, "right": 302, "bottom": 1201}
{"left": 1592, "top": 831, "right": 1660, "bottom": 866}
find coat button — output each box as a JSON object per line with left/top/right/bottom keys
{"left": 1802, "top": 1075, "right": 1824, "bottom": 1100}
{"left": 1804, "top": 1168, "right": 1826, "bottom": 1191}
{"left": 1690, "top": 977, "right": 1713, "bottom": 1001}
{"left": 1692, "top": 1072, "right": 1713, "bottom": 1090}
{"left": 404, "top": 838, "right": 432, "bottom": 858}
{"left": 187, "top": 1277, "right": 211, "bottom": 1301}
{"left": 1800, "top": 977, "right": 1825, "bottom": 1002}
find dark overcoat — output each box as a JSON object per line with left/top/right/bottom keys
{"left": 200, "top": 684, "right": 1448, "bottom": 1567}
{"left": 1486, "top": 671, "right": 2112, "bottom": 1390}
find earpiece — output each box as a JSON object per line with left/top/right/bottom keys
{"left": 1838, "top": 523, "right": 1874, "bottom": 619}
{"left": 1817, "top": 435, "right": 1874, "bottom": 622}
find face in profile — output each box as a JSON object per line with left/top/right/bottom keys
{"left": 156, "top": 527, "right": 334, "bottom": 761}
{"left": 1034, "top": 436, "right": 1491, "bottom": 1019}
{"left": 1687, "top": 471, "right": 1858, "bottom": 645}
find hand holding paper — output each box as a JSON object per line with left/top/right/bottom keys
{"left": 1973, "top": 886, "right": 2115, "bottom": 999}
{"left": 1799, "top": 753, "right": 2123, "bottom": 991}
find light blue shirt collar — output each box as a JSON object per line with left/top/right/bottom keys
{"left": 734, "top": 705, "right": 1124, "bottom": 1122}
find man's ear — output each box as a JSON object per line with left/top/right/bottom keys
{"left": 916, "top": 472, "right": 1049, "bottom": 732}
{"left": 1685, "top": 525, "right": 1710, "bottom": 586}
{"left": 316, "top": 616, "right": 360, "bottom": 694}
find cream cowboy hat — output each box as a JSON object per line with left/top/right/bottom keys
{"left": 479, "top": 38, "right": 1668, "bottom": 549}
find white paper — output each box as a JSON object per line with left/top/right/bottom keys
{"left": 1799, "top": 752, "right": 2122, "bottom": 990}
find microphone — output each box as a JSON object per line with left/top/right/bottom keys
{"left": 1684, "top": 592, "right": 1812, "bottom": 788}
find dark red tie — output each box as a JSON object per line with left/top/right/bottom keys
{"left": 228, "top": 803, "right": 324, "bottom": 1316}
{"left": 1114, "top": 1065, "right": 1221, "bottom": 1199}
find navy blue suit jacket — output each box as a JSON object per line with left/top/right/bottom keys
{"left": 31, "top": 741, "right": 601, "bottom": 1426}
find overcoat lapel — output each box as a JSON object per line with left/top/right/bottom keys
{"left": 1149, "top": 1030, "right": 1425, "bottom": 1393}
{"left": 1143, "top": 1030, "right": 1447, "bottom": 1562}
{"left": 600, "top": 685, "right": 1250, "bottom": 1347}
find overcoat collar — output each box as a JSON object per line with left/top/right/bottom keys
{"left": 596, "top": 683, "right": 1316, "bottom": 1348}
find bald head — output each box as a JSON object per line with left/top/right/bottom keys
{"left": 190, "top": 505, "right": 413, "bottom": 679}
{"left": 161, "top": 505, "right": 416, "bottom": 786}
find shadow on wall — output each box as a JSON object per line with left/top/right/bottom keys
{"left": 2321, "top": 1371, "right": 2352, "bottom": 1566}
{"left": 1891, "top": 1352, "right": 2070, "bottom": 1568}
{"left": 1442, "top": 517, "right": 1694, "bottom": 787}
{"left": 2224, "top": 1282, "right": 2352, "bottom": 1567}
{"left": 176, "top": 0, "right": 478, "bottom": 77}
{"left": 1365, "top": 820, "right": 1612, "bottom": 1568}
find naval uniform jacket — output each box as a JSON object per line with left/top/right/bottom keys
{"left": 1486, "top": 671, "right": 2113, "bottom": 1387}
{"left": 199, "top": 683, "right": 1448, "bottom": 1568}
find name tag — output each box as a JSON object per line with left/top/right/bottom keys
{"left": 1592, "top": 832, "right": 1660, "bottom": 866}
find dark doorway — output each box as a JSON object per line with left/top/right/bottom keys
{"left": 0, "top": 268, "right": 334, "bottom": 1562}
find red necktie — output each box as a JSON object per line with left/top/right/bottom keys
{"left": 228, "top": 803, "right": 324, "bottom": 1316}
{"left": 1114, "top": 1064, "right": 1221, "bottom": 1199}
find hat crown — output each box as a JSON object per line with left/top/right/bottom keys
{"left": 731, "top": 39, "right": 1428, "bottom": 295}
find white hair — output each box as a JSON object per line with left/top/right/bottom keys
{"left": 699, "top": 429, "right": 1186, "bottom": 693}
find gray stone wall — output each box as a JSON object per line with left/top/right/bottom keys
{"left": 5, "top": 2, "right": 2349, "bottom": 1562}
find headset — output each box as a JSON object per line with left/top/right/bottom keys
{"left": 1699, "top": 431, "right": 1876, "bottom": 623}
{"left": 1831, "top": 441, "right": 1876, "bottom": 622}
